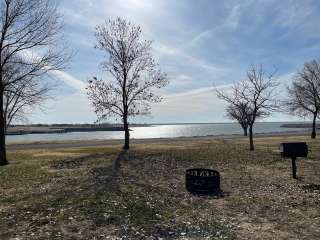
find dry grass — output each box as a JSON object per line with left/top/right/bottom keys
{"left": 0, "top": 135, "right": 320, "bottom": 239}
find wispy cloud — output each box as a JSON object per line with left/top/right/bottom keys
{"left": 26, "top": 0, "right": 320, "bottom": 123}
{"left": 154, "top": 42, "right": 227, "bottom": 78}
{"left": 49, "top": 70, "right": 86, "bottom": 92}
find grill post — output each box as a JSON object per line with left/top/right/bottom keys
{"left": 291, "top": 157, "right": 297, "bottom": 179}
{"left": 279, "top": 142, "right": 307, "bottom": 179}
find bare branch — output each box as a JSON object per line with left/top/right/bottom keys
{"left": 0, "top": 0, "right": 71, "bottom": 165}
{"left": 284, "top": 59, "right": 320, "bottom": 138}
{"left": 217, "top": 64, "right": 279, "bottom": 150}
{"left": 285, "top": 60, "right": 320, "bottom": 117}
{"left": 87, "top": 18, "right": 168, "bottom": 149}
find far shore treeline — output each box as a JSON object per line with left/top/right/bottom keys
{"left": 6, "top": 122, "right": 320, "bottom": 130}
{"left": 6, "top": 123, "right": 150, "bottom": 135}
{"left": 8, "top": 123, "right": 151, "bottom": 128}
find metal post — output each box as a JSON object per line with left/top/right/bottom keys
{"left": 291, "top": 157, "right": 297, "bottom": 179}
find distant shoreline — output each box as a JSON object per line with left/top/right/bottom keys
{"left": 7, "top": 121, "right": 312, "bottom": 136}
{"left": 6, "top": 124, "right": 151, "bottom": 136}
{"left": 6, "top": 122, "right": 311, "bottom": 136}
{"left": 6, "top": 130, "right": 309, "bottom": 150}
{"left": 6, "top": 126, "right": 126, "bottom": 136}
{"left": 280, "top": 123, "right": 318, "bottom": 129}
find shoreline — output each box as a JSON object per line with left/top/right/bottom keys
{"left": 5, "top": 126, "right": 126, "bottom": 135}
{"left": 6, "top": 122, "right": 314, "bottom": 136}
{"left": 6, "top": 130, "right": 309, "bottom": 150}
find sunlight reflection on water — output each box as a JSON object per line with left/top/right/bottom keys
{"left": 6, "top": 123, "right": 305, "bottom": 144}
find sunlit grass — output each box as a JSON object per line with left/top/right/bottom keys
{"left": 1, "top": 135, "right": 320, "bottom": 239}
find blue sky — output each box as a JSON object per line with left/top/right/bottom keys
{"left": 29, "top": 0, "right": 320, "bottom": 124}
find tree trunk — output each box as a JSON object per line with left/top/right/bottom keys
{"left": 0, "top": 87, "right": 7, "bottom": 166}
{"left": 249, "top": 125, "right": 254, "bottom": 151}
{"left": 123, "top": 115, "right": 129, "bottom": 150}
{"left": 311, "top": 112, "right": 317, "bottom": 139}
{"left": 243, "top": 126, "right": 248, "bottom": 136}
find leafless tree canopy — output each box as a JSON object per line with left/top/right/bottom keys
{"left": 285, "top": 59, "right": 320, "bottom": 138}
{"left": 87, "top": 18, "right": 168, "bottom": 149}
{"left": 286, "top": 60, "right": 320, "bottom": 116}
{"left": 226, "top": 103, "right": 251, "bottom": 136}
{"left": 88, "top": 18, "right": 168, "bottom": 119}
{"left": 0, "top": 0, "right": 70, "bottom": 124}
{"left": 217, "top": 65, "right": 279, "bottom": 150}
{"left": 0, "top": 0, "right": 70, "bottom": 165}
{"left": 3, "top": 59, "right": 51, "bottom": 128}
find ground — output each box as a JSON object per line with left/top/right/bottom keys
{"left": 1, "top": 135, "right": 320, "bottom": 239}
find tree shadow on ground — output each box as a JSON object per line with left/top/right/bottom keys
{"left": 301, "top": 184, "right": 320, "bottom": 193}
{"left": 89, "top": 149, "right": 128, "bottom": 185}
{"left": 50, "top": 153, "right": 107, "bottom": 169}
{"left": 188, "top": 190, "right": 230, "bottom": 199}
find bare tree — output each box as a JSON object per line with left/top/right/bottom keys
{"left": 217, "top": 87, "right": 251, "bottom": 136}
{"left": 87, "top": 18, "right": 168, "bottom": 150}
{"left": 3, "top": 60, "right": 51, "bottom": 128}
{"left": 285, "top": 60, "right": 320, "bottom": 139}
{"left": 0, "top": 0, "right": 70, "bottom": 166}
{"left": 226, "top": 103, "right": 250, "bottom": 136}
{"left": 217, "top": 65, "right": 279, "bottom": 150}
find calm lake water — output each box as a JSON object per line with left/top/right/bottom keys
{"left": 6, "top": 122, "right": 307, "bottom": 144}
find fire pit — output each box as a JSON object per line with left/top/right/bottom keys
{"left": 185, "top": 168, "right": 220, "bottom": 195}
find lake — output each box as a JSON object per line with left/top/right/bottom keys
{"left": 6, "top": 122, "right": 307, "bottom": 144}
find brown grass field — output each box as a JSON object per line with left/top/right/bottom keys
{"left": 1, "top": 135, "right": 320, "bottom": 239}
